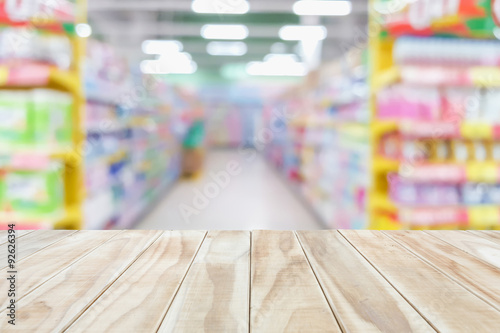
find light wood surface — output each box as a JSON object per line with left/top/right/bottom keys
{"left": 0, "top": 230, "right": 162, "bottom": 332}
{"left": 341, "top": 230, "right": 500, "bottom": 332}
{"left": 0, "top": 230, "right": 34, "bottom": 244}
{"left": 467, "top": 230, "right": 500, "bottom": 244}
{"left": 158, "top": 231, "right": 251, "bottom": 333}
{"left": 385, "top": 231, "right": 500, "bottom": 311}
{"left": 297, "top": 230, "right": 433, "bottom": 332}
{"left": 251, "top": 231, "right": 341, "bottom": 332}
{"left": 0, "top": 230, "right": 76, "bottom": 269}
{"left": 0, "top": 231, "right": 121, "bottom": 310}
{"left": 427, "top": 231, "right": 500, "bottom": 269}
{"left": 2, "top": 230, "right": 500, "bottom": 332}
{"left": 69, "top": 231, "right": 206, "bottom": 332}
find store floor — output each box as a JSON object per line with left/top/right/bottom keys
{"left": 136, "top": 150, "right": 323, "bottom": 230}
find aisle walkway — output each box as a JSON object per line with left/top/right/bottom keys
{"left": 136, "top": 150, "right": 322, "bottom": 230}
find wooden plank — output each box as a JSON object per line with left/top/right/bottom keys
{"left": 467, "top": 231, "right": 500, "bottom": 245}
{"left": 158, "top": 231, "right": 250, "bottom": 333}
{"left": 385, "top": 231, "right": 500, "bottom": 311}
{"left": 0, "top": 230, "right": 34, "bottom": 245}
{"left": 341, "top": 230, "right": 500, "bottom": 332}
{"left": 250, "top": 231, "right": 341, "bottom": 333}
{"left": 0, "top": 230, "right": 162, "bottom": 332}
{"left": 68, "top": 231, "right": 207, "bottom": 332}
{"left": 297, "top": 230, "right": 434, "bottom": 332}
{"left": 426, "top": 231, "right": 500, "bottom": 269}
{"left": 0, "top": 230, "right": 76, "bottom": 268}
{"left": 0, "top": 230, "right": 122, "bottom": 310}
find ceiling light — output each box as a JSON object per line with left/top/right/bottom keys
{"left": 140, "top": 59, "right": 198, "bottom": 75}
{"left": 293, "top": 0, "right": 352, "bottom": 16}
{"left": 192, "top": 0, "right": 250, "bottom": 14}
{"left": 142, "top": 40, "right": 183, "bottom": 55}
{"left": 246, "top": 54, "right": 308, "bottom": 77}
{"left": 207, "top": 41, "right": 247, "bottom": 56}
{"left": 279, "top": 25, "right": 327, "bottom": 41}
{"left": 201, "top": 24, "right": 249, "bottom": 40}
{"left": 263, "top": 54, "right": 300, "bottom": 62}
{"left": 76, "top": 23, "right": 92, "bottom": 38}
{"left": 246, "top": 61, "right": 308, "bottom": 76}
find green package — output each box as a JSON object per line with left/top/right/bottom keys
{"left": 2, "top": 163, "right": 64, "bottom": 215}
{"left": 31, "top": 89, "right": 73, "bottom": 147}
{"left": 0, "top": 91, "right": 33, "bottom": 146}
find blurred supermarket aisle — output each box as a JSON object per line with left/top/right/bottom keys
{"left": 136, "top": 150, "right": 322, "bottom": 230}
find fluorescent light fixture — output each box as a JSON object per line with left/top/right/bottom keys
{"left": 246, "top": 61, "right": 307, "bottom": 76}
{"left": 207, "top": 41, "right": 247, "bottom": 56}
{"left": 192, "top": 0, "right": 250, "bottom": 14}
{"left": 263, "top": 54, "right": 300, "bottom": 62}
{"left": 279, "top": 25, "right": 327, "bottom": 41}
{"left": 76, "top": 23, "right": 92, "bottom": 38}
{"left": 246, "top": 54, "right": 307, "bottom": 76}
{"left": 201, "top": 24, "right": 249, "bottom": 40}
{"left": 140, "top": 59, "right": 198, "bottom": 75}
{"left": 293, "top": 0, "right": 352, "bottom": 16}
{"left": 156, "top": 52, "right": 193, "bottom": 62}
{"left": 142, "top": 40, "right": 183, "bottom": 55}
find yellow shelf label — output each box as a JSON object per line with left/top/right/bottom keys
{"left": 469, "top": 207, "right": 500, "bottom": 229}
{"left": 466, "top": 163, "right": 498, "bottom": 183}
{"left": 0, "top": 67, "right": 8, "bottom": 85}
{"left": 461, "top": 123, "right": 493, "bottom": 140}
{"left": 470, "top": 67, "right": 500, "bottom": 87}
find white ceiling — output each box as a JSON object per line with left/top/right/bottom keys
{"left": 87, "top": 0, "right": 369, "bottom": 71}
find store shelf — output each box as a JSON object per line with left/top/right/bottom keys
{"left": 401, "top": 162, "right": 500, "bottom": 184}
{"left": 373, "top": 158, "right": 399, "bottom": 173}
{"left": 399, "top": 206, "right": 500, "bottom": 229}
{"left": 372, "top": 67, "right": 400, "bottom": 92}
{"left": 0, "top": 65, "right": 81, "bottom": 96}
{"left": 370, "top": 193, "right": 397, "bottom": 212}
{"left": 397, "top": 121, "right": 500, "bottom": 140}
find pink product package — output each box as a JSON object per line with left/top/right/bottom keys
{"left": 419, "top": 185, "right": 460, "bottom": 206}
{"left": 390, "top": 175, "right": 460, "bottom": 206}
{"left": 377, "top": 85, "right": 441, "bottom": 121}
{"left": 441, "top": 88, "right": 480, "bottom": 123}
{"left": 85, "top": 163, "right": 109, "bottom": 196}
{"left": 389, "top": 175, "right": 419, "bottom": 205}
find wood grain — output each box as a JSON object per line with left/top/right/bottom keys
{"left": 0, "top": 230, "right": 33, "bottom": 245}
{"left": 158, "top": 231, "right": 250, "bottom": 333}
{"left": 467, "top": 231, "right": 500, "bottom": 245}
{"left": 385, "top": 231, "right": 500, "bottom": 311}
{"left": 68, "top": 231, "right": 207, "bottom": 332}
{"left": 426, "top": 231, "right": 500, "bottom": 269}
{"left": 0, "top": 230, "right": 76, "bottom": 268}
{"left": 0, "top": 230, "right": 163, "bottom": 332}
{"left": 250, "top": 231, "right": 341, "bottom": 333}
{"left": 341, "top": 230, "right": 500, "bottom": 332}
{"left": 297, "top": 230, "right": 434, "bottom": 332}
{"left": 0, "top": 231, "right": 121, "bottom": 310}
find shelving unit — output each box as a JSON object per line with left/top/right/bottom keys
{"left": 0, "top": 0, "right": 86, "bottom": 230}
{"left": 369, "top": 0, "right": 500, "bottom": 230}
{"left": 264, "top": 49, "right": 370, "bottom": 229}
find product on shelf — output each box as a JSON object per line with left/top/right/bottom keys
{"left": 0, "top": 162, "right": 64, "bottom": 217}
{"left": 0, "top": 27, "right": 72, "bottom": 69}
{"left": 264, "top": 48, "right": 370, "bottom": 229}
{"left": 371, "top": 1, "right": 500, "bottom": 229}
{"left": 0, "top": 89, "right": 73, "bottom": 148}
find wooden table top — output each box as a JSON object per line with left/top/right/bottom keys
{"left": 1, "top": 230, "right": 500, "bottom": 332}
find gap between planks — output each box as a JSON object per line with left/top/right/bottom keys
{"left": 153, "top": 231, "right": 209, "bottom": 332}
{"left": 337, "top": 231, "right": 440, "bottom": 332}
{"left": 62, "top": 231, "right": 167, "bottom": 331}
{"left": 341, "top": 231, "right": 500, "bottom": 331}
{"left": 293, "top": 231, "right": 346, "bottom": 332}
